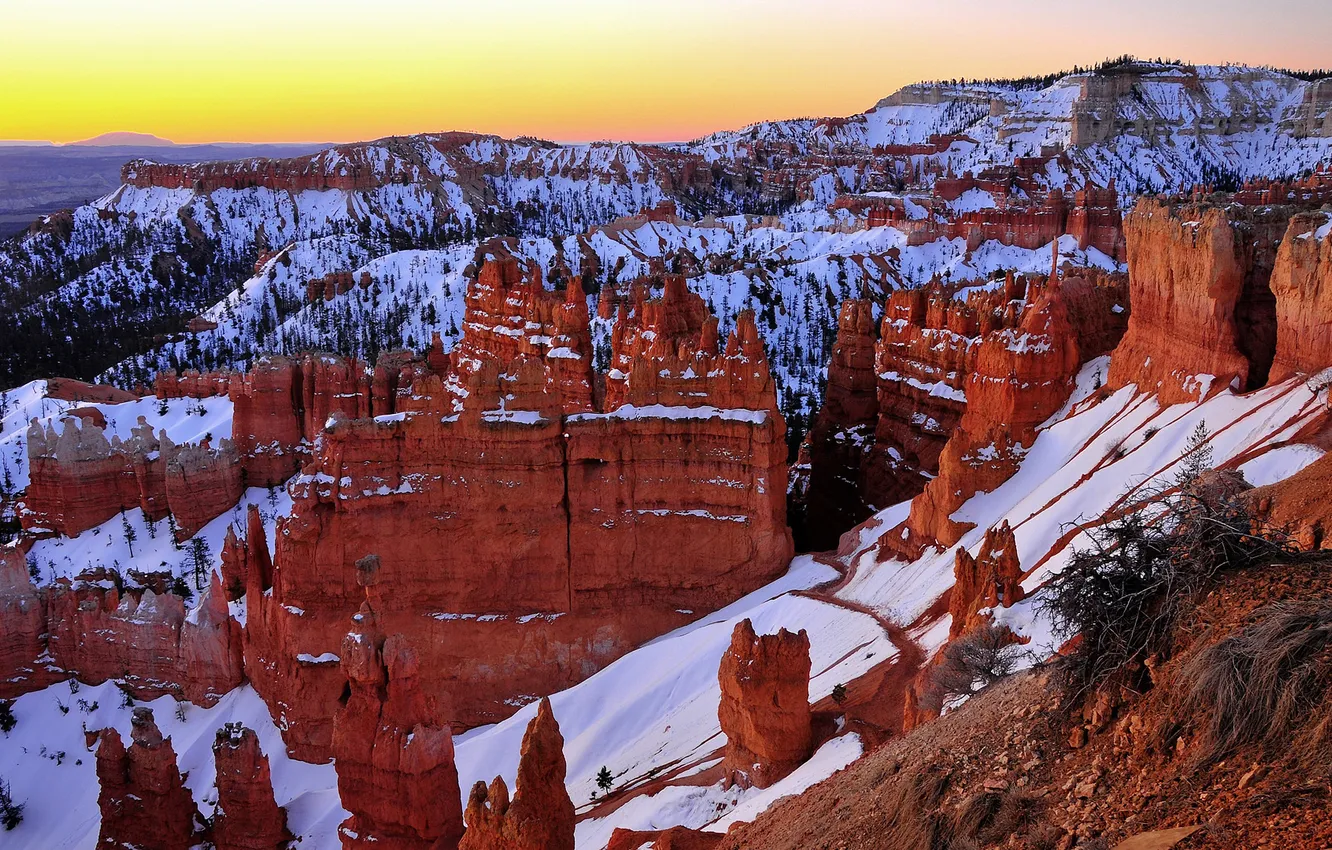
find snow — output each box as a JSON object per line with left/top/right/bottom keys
{"left": 0, "top": 682, "right": 344, "bottom": 850}
{"left": 1239, "top": 443, "right": 1325, "bottom": 487}
{"left": 838, "top": 367, "right": 1330, "bottom": 661}
{"left": 454, "top": 556, "right": 895, "bottom": 845}
{"left": 568, "top": 405, "right": 768, "bottom": 425}
{"left": 25, "top": 483, "right": 291, "bottom": 595}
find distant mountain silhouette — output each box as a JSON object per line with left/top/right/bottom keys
{"left": 70, "top": 131, "right": 175, "bottom": 147}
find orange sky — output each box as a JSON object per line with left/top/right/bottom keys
{"left": 2, "top": 0, "right": 1329, "bottom": 145}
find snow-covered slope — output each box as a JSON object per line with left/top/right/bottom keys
{"left": 6, "top": 363, "right": 1324, "bottom": 849}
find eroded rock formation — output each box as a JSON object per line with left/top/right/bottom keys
{"left": 460, "top": 697, "right": 574, "bottom": 850}
{"left": 948, "top": 521, "right": 1024, "bottom": 639}
{"left": 212, "top": 724, "right": 292, "bottom": 850}
{"left": 241, "top": 271, "right": 792, "bottom": 759}
{"left": 0, "top": 539, "right": 55, "bottom": 697}
{"left": 46, "top": 570, "right": 242, "bottom": 705}
{"left": 95, "top": 708, "right": 201, "bottom": 850}
{"left": 1108, "top": 198, "right": 1297, "bottom": 401}
{"left": 22, "top": 415, "right": 241, "bottom": 541}
{"left": 1268, "top": 211, "right": 1332, "bottom": 380}
{"left": 333, "top": 598, "right": 464, "bottom": 850}
{"left": 718, "top": 619, "right": 812, "bottom": 789}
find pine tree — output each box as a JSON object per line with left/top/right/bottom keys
{"left": 1174, "top": 420, "right": 1214, "bottom": 490}
{"left": 0, "top": 779, "right": 22, "bottom": 831}
{"left": 595, "top": 766, "right": 614, "bottom": 793}
{"left": 120, "top": 510, "right": 137, "bottom": 558}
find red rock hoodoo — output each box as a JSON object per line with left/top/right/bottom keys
{"left": 718, "top": 618, "right": 812, "bottom": 789}
{"left": 948, "top": 521, "right": 1024, "bottom": 639}
{"left": 46, "top": 570, "right": 242, "bottom": 705}
{"left": 333, "top": 596, "right": 464, "bottom": 850}
{"left": 95, "top": 707, "right": 201, "bottom": 850}
{"left": 212, "top": 724, "right": 293, "bottom": 850}
{"left": 460, "top": 697, "right": 575, "bottom": 850}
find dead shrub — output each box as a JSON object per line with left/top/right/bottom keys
{"left": 1176, "top": 600, "right": 1332, "bottom": 765}
{"left": 1042, "top": 468, "right": 1295, "bottom": 696}
{"left": 922, "top": 622, "right": 1027, "bottom": 713}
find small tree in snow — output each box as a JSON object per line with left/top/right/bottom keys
{"left": 595, "top": 766, "right": 614, "bottom": 794}
{"left": 120, "top": 511, "right": 137, "bottom": 558}
{"left": 0, "top": 700, "right": 15, "bottom": 735}
{"left": 1174, "top": 420, "right": 1213, "bottom": 491}
{"left": 0, "top": 779, "right": 23, "bottom": 831}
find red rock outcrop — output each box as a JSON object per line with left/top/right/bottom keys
{"left": 607, "top": 827, "right": 723, "bottom": 850}
{"left": 221, "top": 504, "right": 272, "bottom": 601}
{"left": 899, "top": 274, "right": 1120, "bottom": 551}
{"left": 457, "top": 248, "right": 595, "bottom": 414}
{"left": 333, "top": 599, "right": 464, "bottom": 850}
{"left": 1107, "top": 198, "right": 1298, "bottom": 402}
{"left": 948, "top": 521, "right": 1024, "bottom": 639}
{"left": 861, "top": 182, "right": 1125, "bottom": 260}
{"left": 47, "top": 570, "right": 242, "bottom": 705}
{"left": 212, "top": 724, "right": 293, "bottom": 850}
{"left": 165, "top": 438, "right": 244, "bottom": 540}
{"left": 95, "top": 707, "right": 201, "bottom": 850}
{"left": 1268, "top": 211, "right": 1332, "bottom": 381}
{"left": 228, "top": 356, "right": 306, "bottom": 486}
{"left": 802, "top": 269, "right": 1126, "bottom": 552}
{"left": 0, "top": 538, "right": 57, "bottom": 697}
{"left": 242, "top": 275, "right": 791, "bottom": 759}
{"left": 718, "top": 619, "right": 812, "bottom": 789}
{"left": 21, "top": 414, "right": 243, "bottom": 541}
{"left": 460, "top": 697, "right": 574, "bottom": 850}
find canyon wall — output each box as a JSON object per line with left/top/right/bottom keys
{"left": 798, "top": 270, "right": 1128, "bottom": 550}
{"left": 236, "top": 266, "right": 792, "bottom": 760}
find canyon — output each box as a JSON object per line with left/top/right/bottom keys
{"left": 0, "top": 57, "right": 1331, "bottom": 850}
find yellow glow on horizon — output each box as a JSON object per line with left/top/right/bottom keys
{"left": 2, "top": 0, "right": 1329, "bottom": 145}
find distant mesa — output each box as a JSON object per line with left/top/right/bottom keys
{"left": 69, "top": 131, "right": 175, "bottom": 147}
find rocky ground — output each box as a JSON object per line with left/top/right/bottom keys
{"left": 715, "top": 555, "right": 1332, "bottom": 850}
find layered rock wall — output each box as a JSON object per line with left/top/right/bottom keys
{"left": 1268, "top": 211, "right": 1332, "bottom": 380}
{"left": 46, "top": 571, "right": 242, "bottom": 705}
{"left": 1107, "top": 198, "right": 1296, "bottom": 402}
{"left": 238, "top": 269, "right": 792, "bottom": 759}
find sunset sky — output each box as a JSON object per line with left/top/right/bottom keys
{"left": 3, "top": 0, "right": 1330, "bottom": 145}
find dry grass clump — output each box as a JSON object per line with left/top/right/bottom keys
{"left": 1176, "top": 600, "right": 1332, "bottom": 764}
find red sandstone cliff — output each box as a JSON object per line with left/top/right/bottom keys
{"left": 460, "top": 698, "right": 575, "bottom": 850}
{"left": 240, "top": 273, "right": 791, "bottom": 760}
{"left": 1268, "top": 212, "right": 1332, "bottom": 381}
{"left": 1107, "top": 198, "right": 1294, "bottom": 402}
{"left": 718, "top": 619, "right": 812, "bottom": 789}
